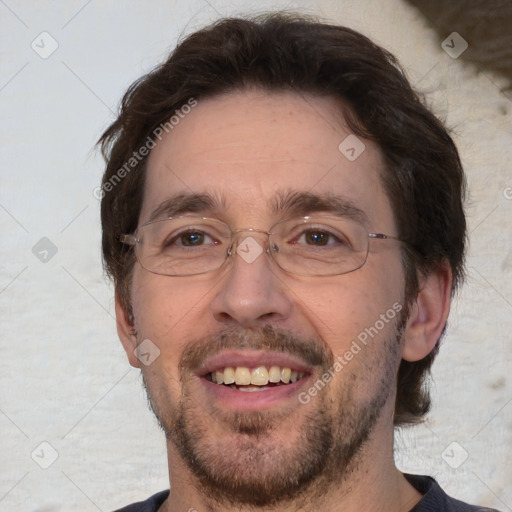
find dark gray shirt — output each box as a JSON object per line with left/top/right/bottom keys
{"left": 113, "top": 474, "right": 501, "bottom": 511}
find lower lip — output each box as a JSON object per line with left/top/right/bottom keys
{"left": 200, "top": 377, "right": 311, "bottom": 411}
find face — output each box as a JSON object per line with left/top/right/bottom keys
{"left": 122, "top": 90, "right": 408, "bottom": 507}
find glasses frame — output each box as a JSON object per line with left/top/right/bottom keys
{"left": 119, "top": 215, "right": 402, "bottom": 277}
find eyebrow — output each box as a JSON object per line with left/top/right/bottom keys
{"left": 146, "top": 190, "right": 368, "bottom": 225}
{"left": 147, "top": 192, "right": 227, "bottom": 223}
{"left": 270, "top": 190, "right": 369, "bottom": 225}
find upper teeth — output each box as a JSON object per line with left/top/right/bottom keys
{"left": 211, "top": 366, "right": 304, "bottom": 386}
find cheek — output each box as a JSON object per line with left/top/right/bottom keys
{"left": 293, "top": 254, "right": 405, "bottom": 355}
{"left": 130, "top": 269, "right": 213, "bottom": 365}
{"left": 131, "top": 271, "right": 173, "bottom": 337}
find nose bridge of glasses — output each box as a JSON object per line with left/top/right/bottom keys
{"left": 228, "top": 227, "right": 273, "bottom": 258}
{"left": 231, "top": 227, "right": 271, "bottom": 236}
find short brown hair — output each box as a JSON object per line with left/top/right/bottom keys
{"left": 98, "top": 13, "right": 466, "bottom": 426}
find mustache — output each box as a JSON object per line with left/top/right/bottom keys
{"left": 179, "top": 324, "right": 334, "bottom": 373}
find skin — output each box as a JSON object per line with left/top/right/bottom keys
{"left": 115, "top": 89, "right": 452, "bottom": 512}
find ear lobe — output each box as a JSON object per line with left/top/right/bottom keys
{"left": 402, "top": 263, "right": 453, "bottom": 362}
{"left": 115, "top": 290, "right": 141, "bottom": 368}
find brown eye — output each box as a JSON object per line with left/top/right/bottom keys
{"left": 164, "top": 229, "right": 216, "bottom": 249}
{"left": 303, "top": 230, "right": 331, "bottom": 246}
{"left": 180, "top": 231, "right": 205, "bottom": 246}
{"left": 294, "top": 229, "right": 342, "bottom": 247}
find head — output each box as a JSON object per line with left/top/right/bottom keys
{"left": 98, "top": 13, "right": 466, "bottom": 508}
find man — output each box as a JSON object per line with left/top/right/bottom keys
{"left": 98, "top": 13, "right": 499, "bottom": 512}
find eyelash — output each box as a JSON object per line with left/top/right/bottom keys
{"left": 164, "top": 229, "right": 218, "bottom": 247}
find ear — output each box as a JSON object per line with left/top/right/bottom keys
{"left": 402, "top": 262, "right": 453, "bottom": 362}
{"left": 115, "top": 289, "right": 141, "bottom": 368}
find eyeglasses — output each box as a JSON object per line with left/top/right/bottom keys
{"left": 119, "top": 215, "right": 402, "bottom": 277}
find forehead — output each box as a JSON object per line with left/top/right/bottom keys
{"left": 140, "top": 89, "right": 395, "bottom": 230}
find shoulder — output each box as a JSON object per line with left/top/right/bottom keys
{"left": 405, "top": 474, "right": 501, "bottom": 512}
{"left": 111, "top": 490, "right": 170, "bottom": 512}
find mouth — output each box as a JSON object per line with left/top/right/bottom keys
{"left": 195, "top": 350, "right": 314, "bottom": 409}
{"left": 206, "top": 365, "right": 308, "bottom": 392}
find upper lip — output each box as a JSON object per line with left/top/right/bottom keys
{"left": 196, "top": 350, "right": 314, "bottom": 377}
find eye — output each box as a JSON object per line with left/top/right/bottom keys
{"left": 165, "top": 229, "right": 218, "bottom": 248}
{"left": 180, "top": 230, "right": 208, "bottom": 246}
{"left": 294, "top": 228, "right": 344, "bottom": 247}
{"left": 301, "top": 230, "right": 332, "bottom": 246}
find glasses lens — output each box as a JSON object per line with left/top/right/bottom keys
{"left": 270, "top": 216, "right": 369, "bottom": 276}
{"left": 136, "top": 217, "right": 231, "bottom": 276}
{"left": 132, "top": 215, "right": 370, "bottom": 277}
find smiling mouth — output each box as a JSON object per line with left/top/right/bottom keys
{"left": 206, "top": 365, "right": 308, "bottom": 392}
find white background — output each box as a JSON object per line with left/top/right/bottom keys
{"left": 1, "top": 1, "right": 511, "bottom": 510}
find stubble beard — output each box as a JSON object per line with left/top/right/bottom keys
{"left": 142, "top": 319, "right": 405, "bottom": 509}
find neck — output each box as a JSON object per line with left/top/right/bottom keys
{"left": 160, "top": 406, "right": 423, "bottom": 512}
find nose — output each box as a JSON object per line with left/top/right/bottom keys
{"left": 209, "top": 234, "right": 293, "bottom": 328}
